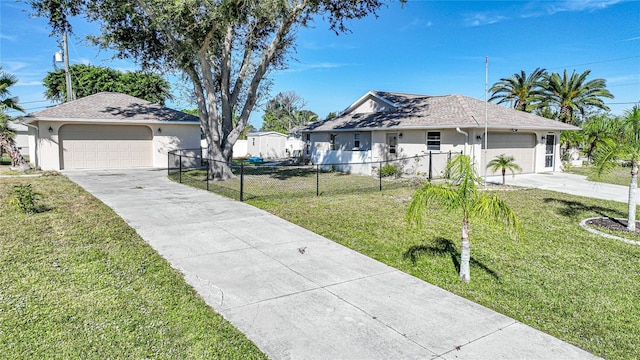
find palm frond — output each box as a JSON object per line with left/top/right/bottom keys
{"left": 472, "top": 194, "right": 523, "bottom": 239}
{"left": 406, "top": 183, "right": 460, "bottom": 228}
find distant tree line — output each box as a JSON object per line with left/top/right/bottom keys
{"left": 261, "top": 91, "right": 319, "bottom": 134}
{"left": 43, "top": 64, "right": 172, "bottom": 105}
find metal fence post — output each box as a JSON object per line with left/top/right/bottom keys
{"left": 179, "top": 154, "right": 182, "bottom": 183}
{"left": 206, "top": 159, "right": 210, "bottom": 191}
{"left": 379, "top": 161, "right": 383, "bottom": 191}
{"left": 428, "top": 151, "right": 432, "bottom": 181}
{"left": 167, "top": 151, "right": 170, "bottom": 176}
{"left": 240, "top": 162, "right": 244, "bottom": 202}
{"left": 316, "top": 164, "right": 320, "bottom": 196}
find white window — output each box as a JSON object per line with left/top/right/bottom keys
{"left": 427, "top": 132, "right": 441, "bottom": 151}
{"left": 330, "top": 134, "right": 337, "bottom": 150}
{"left": 354, "top": 133, "right": 361, "bottom": 149}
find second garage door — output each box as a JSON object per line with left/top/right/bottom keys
{"left": 60, "top": 124, "right": 153, "bottom": 169}
{"left": 482, "top": 132, "right": 535, "bottom": 175}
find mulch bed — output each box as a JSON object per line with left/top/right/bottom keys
{"left": 586, "top": 218, "right": 640, "bottom": 234}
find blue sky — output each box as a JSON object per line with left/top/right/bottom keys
{"left": 1, "top": 0, "right": 639, "bottom": 128}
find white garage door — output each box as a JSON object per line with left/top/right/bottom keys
{"left": 60, "top": 124, "right": 153, "bottom": 169}
{"left": 482, "top": 132, "right": 535, "bottom": 175}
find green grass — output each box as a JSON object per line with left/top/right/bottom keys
{"left": 0, "top": 174, "right": 266, "bottom": 359}
{"left": 565, "top": 164, "right": 636, "bottom": 187}
{"left": 242, "top": 186, "right": 639, "bottom": 359}
{"left": 172, "top": 168, "right": 417, "bottom": 201}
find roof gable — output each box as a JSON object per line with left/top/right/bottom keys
{"left": 304, "top": 91, "right": 579, "bottom": 132}
{"left": 27, "top": 92, "right": 199, "bottom": 123}
{"left": 342, "top": 91, "right": 398, "bottom": 115}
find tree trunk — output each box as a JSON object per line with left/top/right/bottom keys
{"left": 0, "top": 132, "right": 31, "bottom": 171}
{"left": 628, "top": 161, "right": 638, "bottom": 231}
{"left": 502, "top": 168, "right": 506, "bottom": 185}
{"left": 559, "top": 105, "right": 572, "bottom": 124}
{"left": 459, "top": 217, "right": 471, "bottom": 283}
{"left": 207, "top": 142, "right": 235, "bottom": 180}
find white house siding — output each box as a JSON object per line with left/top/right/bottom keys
{"left": 313, "top": 149, "right": 372, "bottom": 175}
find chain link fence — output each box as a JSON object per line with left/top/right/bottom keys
{"left": 168, "top": 148, "right": 460, "bottom": 202}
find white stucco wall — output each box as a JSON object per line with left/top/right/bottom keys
{"left": 29, "top": 121, "right": 199, "bottom": 170}
{"left": 152, "top": 124, "right": 201, "bottom": 168}
{"left": 309, "top": 128, "right": 563, "bottom": 175}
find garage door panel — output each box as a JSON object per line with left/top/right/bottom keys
{"left": 483, "top": 133, "right": 535, "bottom": 174}
{"left": 60, "top": 125, "right": 153, "bottom": 169}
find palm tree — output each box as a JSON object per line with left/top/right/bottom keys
{"left": 486, "top": 154, "right": 523, "bottom": 185}
{"left": 542, "top": 69, "right": 614, "bottom": 124}
{"left": 581, "top": 113, "right": 617, "bottom": 161}
{"left": 406, "top": 155, "right": 522, "bottom": 282}
{"left": 0, "top": 67, "right": 30, "bottom": 170}
{"left": 489, "top": 68, "right": 547, "bottom": 112}
{"left": 594, "top": 105, "right": 640, "bottom": 231}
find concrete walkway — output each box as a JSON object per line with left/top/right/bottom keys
{"left": 486, "top": 172, "right": 635, "bottom": 204}
{"left": 65, "top": 168, "right": 599, "bottom": 360}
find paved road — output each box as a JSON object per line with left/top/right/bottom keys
{"left": 65, "top": 168, "right": 599, "bottom": 360}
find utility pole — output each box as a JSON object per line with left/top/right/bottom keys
{"left": 63, "top": 31, "right": 73, "bottom": 102}
{"left": 484, "top": 56, "right": 488, "bottom": 187}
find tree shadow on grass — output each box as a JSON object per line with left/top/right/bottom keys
{"left": 403, "top": 237, "right": 501, "bottom": 281}
{"left": 543, "top": 198, "right": 625, "bottom": 219}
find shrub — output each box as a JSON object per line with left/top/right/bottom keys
{"left": 9, "top": 184, "right": 39, "bottom": 214}
{"left": 379, "top": 164, "right": 398, "bottom": 177}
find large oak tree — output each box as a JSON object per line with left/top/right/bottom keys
{"left": 29, "top": 0, "right": 401, "bottom": 179}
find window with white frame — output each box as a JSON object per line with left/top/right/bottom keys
{"left": 330, "top": 133, "right": 337, "bottom": 150}
{"left": 427, "top": 131, "right": 441, "bottom": 151}
{"left": 354, "top": 133, "right": 361, "bottom": 149}
{"left": 305, "top": 133, "right": 311, "bottom": 155}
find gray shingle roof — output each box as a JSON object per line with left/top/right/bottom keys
{"left": 27, "top": 92, "right": 199, "bottom": 122}
{"left": 304, "top": 91, "right": 579, "bottom": 132}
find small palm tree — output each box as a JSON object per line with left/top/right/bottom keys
{"left": 406, "top": 155, "right": 522, "bottom": 282}
{"left": 0, "top": 67, "right": 30, "bottom": 170}
{"left": 486, "top": 154, "right": 522, "bottom": 185}
{"left": 594, "top": 105, "right": 640, "bottom": 231}
{"left": 489, "top": 68, "right": 547, "bottom": 112}
{"left": 543, "top": 69, "right": 614, "bottom": 124}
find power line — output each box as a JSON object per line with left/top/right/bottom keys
{"left": 548, "top": 56, "right": 640, "bottom": 70}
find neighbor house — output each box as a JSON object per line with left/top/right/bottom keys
{"left": 301, "top": 91, "right": 579, "bottom": 176}
{"left": 23, "top": 92, "right": 201, "bottom": 170}
{"left": 7, "top": 121, "right": 29, "bottom": 157}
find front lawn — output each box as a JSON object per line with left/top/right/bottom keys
{"left": 565, "top": 164, "right": 636, "bottom": 187}
{"left": 247, "top": 186, "right": 640, "bottom": 360}
{"left": 0, "top": 174, "right": 266, "bottom": 359}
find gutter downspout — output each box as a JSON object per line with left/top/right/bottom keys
{"left": 22, "top": 122, "right": 40, "bottom": 170}
{"left": 456, "top": 127, "right": 468, "bottom": 156}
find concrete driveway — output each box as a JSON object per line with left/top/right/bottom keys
{"left": 65, "top": 168, "right": 599, "bottom": 360}
{"left": 486, "top": 172, "right": 635, "bottom": 204}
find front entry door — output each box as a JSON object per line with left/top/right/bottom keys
{"left": 386, "top": 133, "right": 398, "bottom": 160}
{"left": 545, "top": 134, "right": 555, "bottom": 169}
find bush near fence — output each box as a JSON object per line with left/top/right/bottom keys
{"left": 168, "top": 148, "right": 459, "bottom": 202}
